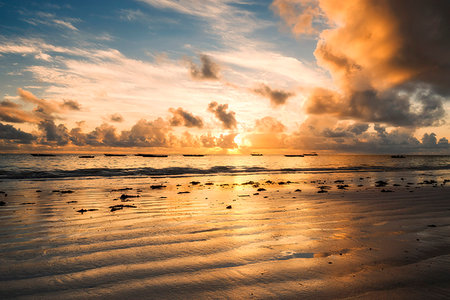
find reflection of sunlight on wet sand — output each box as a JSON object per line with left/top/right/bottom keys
{"left": 1, "top": 171, "right": 450, "bottom": 298}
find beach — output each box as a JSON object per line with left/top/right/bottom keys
{"left": 1, "top": 160, "right": 449, "bottom": 299}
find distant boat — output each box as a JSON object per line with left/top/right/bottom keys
{"left": 303, "top": 153, "right": 318, "bottom": 156}
{"left": 137, "top": 154, "right": 168, "bottom": 157}
{"left": 391, "top": 155, "right": 406, "bottom": 158}
{"left": 79, "top": 155, "right": 94, "bottom": 158}
{"left": 251, "top": 153, "right": 263, "bottom": 156}
{"left": 31, "top": 154, "right": 56, "bottom": 157}
{"left": 183, "top": 154, "right": 205, "bottom": 157}
{"left": 104, "top": 154, "right": 127, "bottom": 157}
{"left": 284, "top": 154, "right": 304, "bottom": 157}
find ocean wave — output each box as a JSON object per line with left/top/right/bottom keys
{"left": 1, "top": 164, "right": 449, "bottom": 180}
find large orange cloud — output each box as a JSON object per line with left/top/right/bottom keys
{"left": 274, "top": 0, "right": 449, "bottom": 127}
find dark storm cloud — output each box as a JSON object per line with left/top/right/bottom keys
{"left": 253, "top": 84, "right": 294, "bottom": 106}
{"left": 189, "top": 54, "right": 220, "bottom": 80}
{"left": 169, "top": 107, "right": 204, "bottom": 128}
{"left": 305, "top": 88, "right": 445, "bottom": 127}
{"left": 0, "top": 122, "right": 35, "bottom": 144}
{"left": 290, "top": 116, "right": 449, "bottom": 154}
{"left": 38, "top": 120, "right": 70, "bottom": 146}
{"left": 207, "top": 101, "right": 237, "bottom": 129}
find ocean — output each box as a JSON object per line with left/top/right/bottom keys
{"left": 1, "top": 154, "right": 449, "bottom": 180}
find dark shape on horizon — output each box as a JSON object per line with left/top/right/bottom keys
{"left": 303, "top": 153, "right": 318, "bottom": 156}
{"left": 79, "top": 155, "right": 94, "bottom": 158}
{"left": 285, "top": 154, "right": 304, "bottom": 157}
{"left": 31, "top": 153, "right": 56, "bottom": 157}
{"left": 183, "top": 154, "right": 205, "bottom": 157}
{"left": 251, "top": 153, "right": 263, "bottom": 156}
{"left": 391, "top": 155, "right": 406, "bottom": 158}
{"left": 104, "top": 154, "right": 127, "bottom": 156}
{"left": 137, "top": 154, "right": 168, "bottom": 157}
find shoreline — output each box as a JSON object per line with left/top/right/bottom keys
{"left": 0, "top": 171, "right": 449, "bottom": 299}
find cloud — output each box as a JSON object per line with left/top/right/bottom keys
{"left": 17, "top": 88, "right": 61, "bottom": 120}
{"left": 253, "top": 83, "right": 294, "bottom": 106}
{"left": 169, "top": 107, "right": 204, "bottom": 128}
{"left": 189, "top": 54, "right": 220, "bottom": 80}
{"left": 277, "top": 0, "right": 450, "bottom": 128}
{"left": 61, "top": 99, "right": 81, "bottom": 110}
{"left": 110, "top": 113, "right": 124, "bottom": 122}
{"left": 38, "top": 120, "right": 70, "bottom": 146}
{"left": 119, "top": 9, "right": 145, "bottom": 21}
{"left": 207, "top": 101, "right": 237, "bottom": 129}
{"left": 305, "top": 87, "right": 445, "bottom": 127}
{"left": 0, "top": 100, "right": 38, "bottom": 123}
{"left": 216, "top": 133, "right": 238, "bottom": 149}
{"left": 245, "top": 117, "right": 287, "bottom": 149}
{"left": 254, "top": 116, "right": 286, "bottom": 133}
{"left": 271, "top": 0, "right": 320, "bottom": 36}
{"left": 0, "top": 122, "right": 35, "bottom": 144}
{"left": 289, "top": 116, "right": 449, "bottom": 154}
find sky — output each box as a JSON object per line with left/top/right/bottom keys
{"left": 0, "top": 0, "right": 449, "bottom": 154}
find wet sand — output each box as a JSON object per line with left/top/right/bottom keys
{"left": 0, "top": 171, "right": 449, "bottom": 299}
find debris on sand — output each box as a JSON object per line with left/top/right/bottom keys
{"left": 52, "top": 190, "right": 74, "bottom": 194}
{"left": 427, "top": 224, "right": 437, "bottom": 228}
{"left": 178, "top": 191, "right": 190, "bottom": 194}
{"left": 0, "top": 201, "right": 6, "bottom": 206}
{"left": 190, "top": 181, "right": 201, "bottom": 185}
{"left": 241, "top": 181, "right": 255, "bottom": 185}
{"left": 67, "top": 201, "right": 77, "bottom": 204}
{"left": 257, "top": 188, "right": 266, "bottom": 192}
{"left": 36, "top": 190, "right": 42, "bottom": 193}
{"left": 375, "top": 181, "right": 388, "bottom": 187}
{"left": 20, "top": 202, "right": 35, "bottom": 205}
{"left": 77, "top": 208, "right": 98, "bottom": 214}
{"left": 334, "top": 180, "right": 344, "bottom": 183}
{"left": 205, "top": 182, "right": 214, "bottom": 186}
{"left": 120, "top": 194, "right": 140, "bottom": 200}
{"left": 337, "top": 184, "right": 349, "bottom": 190}
{"left": 110, "top": 204, "right": 137, "bottom": 212}
{"left": 419, "top": 180, "right": 437, "bottom": 185}
{"left": 317, "top": 190, "right": 328, "bottom": 193}
{"left": 295, "top": 189, "right": 302, "bottom": 192}
{"left": 150, "top": 185, "right": 166, "bottom": 189}
{"left": 226, "top": 205, "right": 232, "bottom": 209}
{"left": 318, "top": 186, "right": 331, "bottom": 190}
{"left": 112, "top": 188, "right": 133, "bottom": 191}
